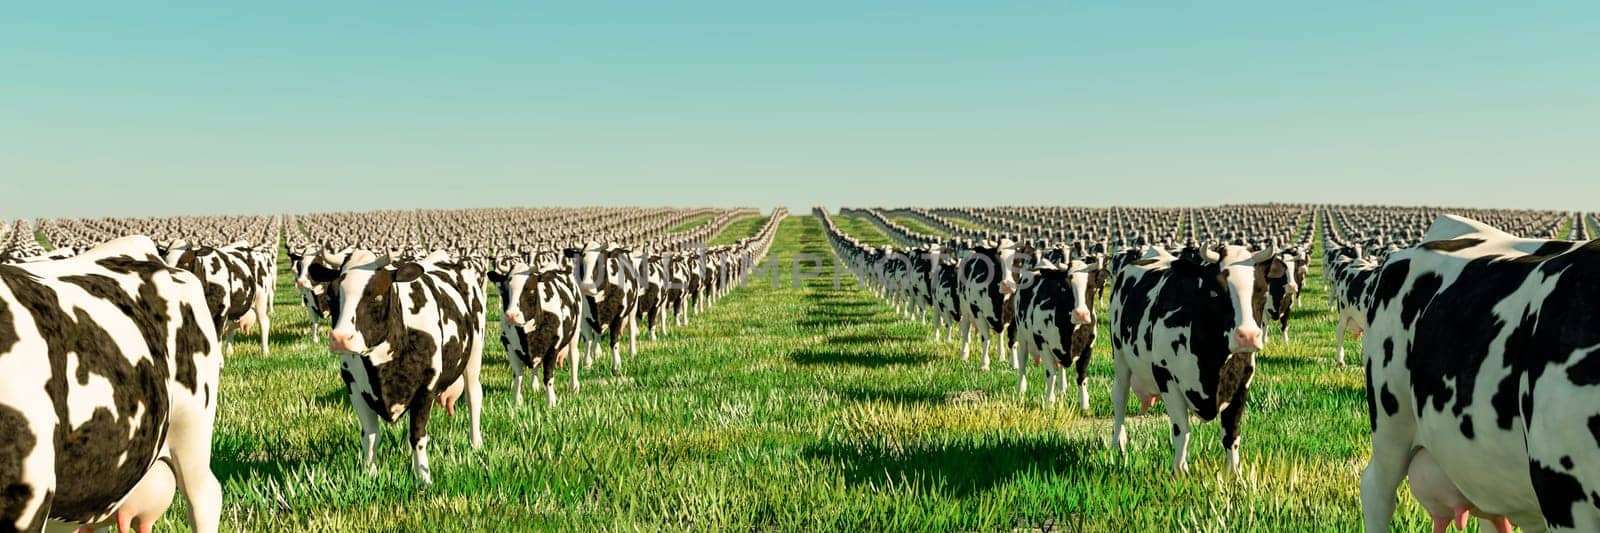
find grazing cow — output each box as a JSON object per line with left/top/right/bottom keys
{"left": 1328, "top": 248, "right": 1381, "bottom": 366}
{"left": 573, "top": 242, "right": 641, "bottom": 372}
{"left": 1013, "top": 251, "right": 1102, "bottom": 409}
{"left": 1260, "top": 247, "right": 1303, "bottom": 342}
{"left": 164, "top": 241, "right": 272, "bottom": 355}
{"left": 1109, "top": 243, "right": 1274, "bottom": 474}
{"left": 1361, "top": 215, "right": 1600, "bottom": 531}
{"left": 634, "top": 251, "right": 667, "bottom": 340}
{"left": 959, "top": 239, "right": 1019, "bottom": 371}
{"left": 491, "top": 252, "right": 583, "bottom": 406}
{"left": 0, "top": 235, "right": 222, "bottom": 532}
{"left": 307, "top": 250, "right": 487, "bottom": 485}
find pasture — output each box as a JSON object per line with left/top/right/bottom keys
{"left": 140, "top": 212, "right": 1444, "bottom": 531}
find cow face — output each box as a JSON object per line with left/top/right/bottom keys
{"left": 575, "top": 242, "right": 606, "bottom": 296}
{"left": 308, "top": 250, "right": 425, "bottom": 354}
{"left": 1030, "top": 255, "right": 1097, "bottom": 326}
{"left": 1199, "top": 244, "right": 1275, "bottom": 353}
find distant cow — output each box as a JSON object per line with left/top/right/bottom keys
{"left": 0, "top": 235, "right": 223, "bottom": 532}
{"left": 489, "top": 251, "right": 582, "bottom": 406}
{"left": 1013, "top": 250, "right": 1102, "bottom": 409}
{"left": 289, "top": 246, "right": 339, "bottom": 342}
{"left": 573, "top": 242, "right": 641, "bottom": 372}
{"left": 1327, "top": 247, "right": 1381, "bottom": 366}
{"left": 958, "top": 239, "right": 1018, "bottom": 371}
{"left": 164, "top": 241, "right": 272, "bottom": 355}
{"left": 634, "top": 250, "right": 668, "bottom": 340}
{"left": 1109, "top": 243, "right": 1274, "bottom": 474}
{"left": 308, "top": 249, "right": 488, "bottom": 485}
{"left": 1361, "top": 215, "right": 1600, "bottom": 531}
{"left": 1260, "top": 246, "right": 1303, "bottom": 342}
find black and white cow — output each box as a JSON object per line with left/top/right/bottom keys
{"left": 288, "top": 246, "right": 339, "bottom": 343}
{"left": 959, "top": 240, "right": 1018, "bottom": 371}
{"left": 1013, "top": 250, "right": 1102, "bottom": 409}
{"left": 1328, "top": 248, "right": 1381, "bottom": 366}
{"left": 573, "top": 242, "right": 641, "bottom": 373}
{"left": 307, "top": 249, "right": 487, "bottom": 485}
{"left": 634, "top": 251, "right": 668, "bottom": 341}
{"left": 164, "top": 241, "right": 272, "bottom": 355}
{"left": 1109, "top": 243, "right": 1274, "bottom": 474}
{"left": 1361, "top": 215, "right": 1600, "bottom": 531}
{"left": 491, "top": 251, "right": 582, "bottom": 406}
{"left": 664, "top": 252, "right": 692, "bottom": 327}
{"left": 1260, "top": 246, "right": 1303, "bottom": 343}
{"left": 0, "top": 235, "right": 223, "bottom": 532}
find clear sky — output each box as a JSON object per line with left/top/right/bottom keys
{"left": 3, "top": 2, "right": 1596, "bottom": 218}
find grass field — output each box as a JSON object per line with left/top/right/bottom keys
{"left": 159, "top": 213, "right": 1444, "bottom": 531}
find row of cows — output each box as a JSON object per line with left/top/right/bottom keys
{"left": 831, "top": 204, "right": 1598, "bottom": 532}
{"left": 0, "top": 207, "right": 783, "bottom": 532}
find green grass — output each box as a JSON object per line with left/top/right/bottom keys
{"left": 889, "top": 215, "right": 949, "bottom": 239}
{"left": 159, "top": 214, "right": 1442, "bottom": 531}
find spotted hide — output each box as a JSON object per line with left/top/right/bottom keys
{"left": 1361, "top": 215, "right": 1600, "bottom": 532}
{"left": 1014, "top": 252, "right": 1102, "bottom": 409}
{"left": 0, "top": 235, "right": 223, "bottom": 533}
{"left": 163, "top": 241, "right": 272, "bottom": 355}
{"left": 308, "top": 249, "right": 487, "bottom": 486}
{"left": 289, "top": 246, "right": 338, "bottom": 343}
{"left": 489, "top": 252, "right": 582, "bottom": 406}
{"left": 1260, "top": 247, "right": 1303, "bottom": 343}
{"left": 958, "top": 240, "right": 1018, "bottom": 371}
{"left": 573, "top": 242, "right": 641, "bottom": 373}
{"left": 1328, "top": 250, "right": 1381, "bottom": 366}
{"left": 1108, "top": 243, "right": 1273, "bottom": 475}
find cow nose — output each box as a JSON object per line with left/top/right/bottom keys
{"left": 505, "top": 309, "right": 523, "bottom": 325}
{"left": 1000, "top": 280, "right": 1017, "bottom": 295}
{"left": 580, "top": 282, "right": 598, "bottom": 295}
{"left": 330, "top": 329, "right": 356, "bottom": 352}
{"left": 296, "top": 278, "right": 311, "bottom": 289}
{"left": 1232, "top": 325, "right": 1264, "bottom": 353}
{"left": 1070, "top": 308, "right": 1092, "bottom": 325}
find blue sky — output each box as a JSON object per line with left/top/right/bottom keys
{"left": 3, "top": 2, "right": 1596, "bottom": 218}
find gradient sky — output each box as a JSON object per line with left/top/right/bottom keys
{"left": 3, "top": 2, "right": 1596, "bottom": 218}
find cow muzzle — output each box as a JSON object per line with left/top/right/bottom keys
{"left": 1070, "top": 307, "right": 1092, "bottom": 326}
{"left": 579, "top": 282, "right": 598, "bottom": 296}
{"left": 296, "top": 278, "right": 311, "bottom": 289}
{"left": 1000, "top": 280, "right": 1017, "bottom": 295}
{"left": 1231, "top": 324, "right": 1264, "bottom": 353}
{"left": 329, "top": 329, "right": 364, "bottom": 353}
{"left": 505, "top": 309, "right": 524, "bottom": 326}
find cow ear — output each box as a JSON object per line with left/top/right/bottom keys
{"left": 393, "top": 262, "right": 425, "bottom": 283}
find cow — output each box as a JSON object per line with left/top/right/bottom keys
{"left": 928, "top": 246, "right": 964, "bottom": 342}
{"left": 307, "top": 249, "right": 487, "bottom": 485}
{"left": 573, "top": 242, "right": 641, "bottom": 373}
{"left": 634, "top": 250, "right": 667, "bottom": 341}
{"left": 164, "top": 241, "right": 272, "bottom": 355}
{"left": 1013, "top": 250, "right": 1102, "bottom": 409}
{"left": 1360, "top": 215, "right": 1600, "bottom": 532}
{"left": 490, "top": 251, "right": 582, "bottom": 406}
{"left": 1109, "top": 243, "right": 1274, "bottom": 475}
{"left": 664, "top": 252, "right": 692, "bottom": 327}
{"left": 1260, "top": 246, "right": 1303, "bottom": 342}
{"left": 0, "top": 235, "right": 223, "bottom": 532}
{"left": 1328, "top": 248, "right": 1381, "bottom": 366}
{"left": 288, "top": 246, "right": 338, "bottom": 343}
{"left": 958, "top": 239, "right": 1018, "bottom": 371}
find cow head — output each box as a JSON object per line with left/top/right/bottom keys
{"left": 1198, "top": 243, "right": 1275, "bottom": 353}
{"left": 966, "top": 240, "right": 1019, "bottom": 295}
{"left": 308, "top": 250, "right": 425, "bottom": 355}
{"left": 500, "top": 259, "right": 569, "bottom": 328}
{"left": 1030, "top": 251, "right": 1098, "bottom": 326}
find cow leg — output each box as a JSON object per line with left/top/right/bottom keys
{"left": 1334, "top": 318, "right": 1347, "bottom": 366}
{"left": 406, "top": 393, "right": 435, "bottom": 485}
{"left": 465, "top": 337, "right": 485, "bottom": 449}
{"left": 1360, "top": 427, "right": 1417, "bottom": 532}
{"left": 544, "top": 347, "right": 559, "bottom": 406}
{"left": 1007, "top": 325, "right": 1020, "bottom": 370}
{"left": 979, "top": 327, "right": 992, "bottom": 371}
{"left": 1016, "top": 338, "right": 1030, "bottom": 396}
{"left": 257, "top": 298, "right": 271, "bottom": 355}
{"left": 1278, "top": 313, "right": 1291, "bottom": 343}
{"left": 167, "top": 401, "right": 223, "bottom": 533}
{"left": 1219, "top": 383, "right": 1250, "bottom": 475}
{"left": 628, "top": 315, "right": 638, "bottom": 358}
{"left": 510, "top": 354, "right": 526, "bottom": 406}
{"left": 351, "top": 394, "right": 382, "bottom": 474}
{"left": 1075, "top": 349, "right": 1092, "bottom": 412}
{"left": 1163, "top": 391, "right": 1192, "bottom": 475}
{"left": 1110, "top": 356, "right": 1131, "bottom": 454}
{"left": 611, "top": 321, "right": 624, "bottom": 374}
{"left": 960, "top": 316, "right": 972, "bottom": 361}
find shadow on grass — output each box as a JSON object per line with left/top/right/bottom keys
{"left": 803, "top": 435, "right": 1100, "bottom": 497}
{"left": 789, "top": 348, "right": 936, "bottom": 368}
{"left": 831, "top": 383, "right": 949, "bottom": 406}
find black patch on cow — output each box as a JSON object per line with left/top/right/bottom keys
{"left": 1367, "top": 259, "right": 1410, "bottom": 324}
{"left": 1589, "top": 415, "right": 1600, "bottom": 449}
{"left": 1422, "top": 238, "right": 1485, "bottom": 252}
{"left": 1532, "top": 459, "right": 1587, "bottom": 528}
{"left": 1382, "top": 338, "right": 1394, "bottom": 366}
{"left": 1379, "top": 385, "right": 1398, "bottom": 417}
{"left": 0, "top": 403, "right": 37, "bottom": 528}
{"left": 1365, "top": 357, "right": 1378, "bottom": 431}
{"left": 1459, "top": 414, "right": 1474, "bottom": 439}
{"left": 0, "top": 296, "right": 17, "bottom": 355}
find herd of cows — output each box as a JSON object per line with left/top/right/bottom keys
{"left": 823, "top": 205, "right": 1596, "bottom": 532}
{"left": 0, "top": 208, "right": 784, "bottom": 532}
{"left": 0, "top": 204, "right": 1596, "bottom": 531}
